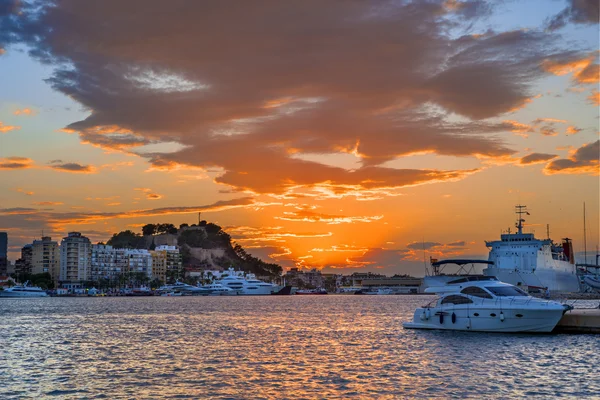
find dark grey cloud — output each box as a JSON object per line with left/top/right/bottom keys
{"left": 0, "top": 0, "right": 592, "bottom": 195}
{"left": 407, "top": 241, "right": 442, "bottom": 250}
{"left": 545, "top": 140, "right": 599, "bottom": 174}
{"left": 547, "top": 0, "right": 599, "bottom": 31}
{"left": 520, "top": 153, "right": 558, "bottom": 165}
{"left": 48, "top": 161, "right": 95, "bottom": 173}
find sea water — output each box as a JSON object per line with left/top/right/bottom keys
{"left": 1, "top": 296, "right": 598, "bottom": 399}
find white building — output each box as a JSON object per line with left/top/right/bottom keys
{"left": 126, "top": 249, "right": 153, "bottom": 278}
{"left": 91, "top": 244, "right": 128, "bottom": 282}
{"left": 59, "top": 232, "right": 92, "bottom": 289}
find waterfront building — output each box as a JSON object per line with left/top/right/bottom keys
{"left": 31, "top": 236, "right": 60, "bottom": 285}
{"left": 21, "top": 244, "right": 33, "bottom": 267}
{"left": 284, "top": 267, "right": 324, "bottom": 288}
{"left": 150, "top": 250, "right": 167, "bottom": 283}
{"left": 155, "top": 245, "right": 182, "bottom": 281}
{"left": 0, "top": 231, "right": 7, "bottom": 276}
{"left": 126, "top": 249, "right": 153, "bottom": 278}
{"left": 14, "top": 244, "right": 34, "bottom": 276}
{"left": 59, "top": 232, "right": 92, "bottom": 289}
{"left": 90, "top": 244, "right": 128, "bottom": 282}
{"left": 359, "top": 276, "right": 423, "bottom": 294}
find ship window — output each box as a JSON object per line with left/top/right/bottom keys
{"left": 460, "top": 286, "right": 493, "bottom": 299}
{"left": 485, "top": 286, "right": 528, "bottom": 297}
{"left": 441, "top": 295, "right": 473, "bottom": 305}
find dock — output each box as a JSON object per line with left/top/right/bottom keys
{"left": 554, "top": 308, "right": 600, "bottom": 334}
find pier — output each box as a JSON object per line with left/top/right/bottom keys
{"left": 554, "top": 308, "right": 600, "bottom": 334}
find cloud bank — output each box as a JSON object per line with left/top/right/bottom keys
{"left": 1, "top": 0, "right": 596, "bottom": 197}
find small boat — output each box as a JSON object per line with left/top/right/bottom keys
{"left": 160, "top": 291, "right": 183, "bottom": 296}
{"left": 296, "top": 288, "right": 327, "bottom": 295}
{"left": 0, "top": 281, "right": 48, "bottom": 298}
{"left": 403, "top": 276, "right": 571, "bottom": 333}
{"left": 198, "top": 283, "right": 235, "bottom": 296}
{"left": 583, "top": 275, "right": 600, "bottom": 292}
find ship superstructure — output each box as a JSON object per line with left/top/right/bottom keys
{"left": 483, "top": 205, "right": 580, "bottom": 292}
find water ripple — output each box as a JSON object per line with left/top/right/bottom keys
{"left": 0, "top": 296, "right": 598, "bottom": 399}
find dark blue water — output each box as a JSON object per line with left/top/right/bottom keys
{"left": 1, "top": 296, "right": 598, "bottom": 399}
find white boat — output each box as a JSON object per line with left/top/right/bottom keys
{"left": 0, "top": 281, "right": 48, "bottom": 298}
{"left": 296, "top": 288, "right": 328, "bottom": 295}
{"left": 403, "top": 276, "right": 570, "bottom": 333}
{"left": 160, "top": 291, "right": 183, "bottom": 296}
{"left": 195, "top": 283, "right": 234, "bottom": 296}
{"left": 216, "top": 268, "right": 281, "bottom": 295}
{"left": 159, "top": 281, "right": 205, "bottom": 295}
{"left": 482, "top": 205, "right": 580, "bottom": 293}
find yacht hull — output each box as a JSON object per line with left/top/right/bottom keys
{"left": 0, "top": 291, "right": 48, "bottom": 298}
{"left": 404, "top": 306, "right": 564, "bottom": 333}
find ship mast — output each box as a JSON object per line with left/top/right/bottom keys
{"left": 583, "top": 202, "right": 587, "bottom": 265}
{"left": 515, "top": 205, "right": 529, "bottom": 234}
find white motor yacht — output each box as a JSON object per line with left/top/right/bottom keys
{"left": 159, "top": 281, "right": 205, "bottom": 295}
{"left": 216, "top": 268, "right": 281, "bottom": 295}
{"left": 0, "top": 281, "right": 48, "bottom": 298}
{"left": 199, "top": 283, "right": 235, "bottom": 296}
{"left": 403, "top": 276, "right": 570, "bottom": 333}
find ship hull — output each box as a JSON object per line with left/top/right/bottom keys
{"left": 484, "top": 267, "right": 580, "bottom": 292}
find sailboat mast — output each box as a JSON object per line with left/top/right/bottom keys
{"left": 583, "top": 202, "right": 587, "bottom": 265}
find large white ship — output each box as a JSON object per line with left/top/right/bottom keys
{"left": 482, "top": 205, "right": 580, "bottom": 293}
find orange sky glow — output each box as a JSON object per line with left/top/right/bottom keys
{"left": 0, "top": 0, "right": 598, "bottom": 276}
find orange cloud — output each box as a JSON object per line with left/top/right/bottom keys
{"left": 532, "top": 118, "right": 567, "bottom": 124}
{"left": 13, "top": 108, "right": 35, "bottom": 116}
{"left": 134, "top": 188, "right": 163, "bottom": 200}
{"left": 544, "top": 140, "right": 599, "bottom": 175}
{"left": 33, "top": 201, "right": 64, "bottom": 206}
{"left": 0, "top": 157, "right": 34, "bottom": 169}
{"left": 503, "top": 120, "right": 533, "bottom": 136}
{"left": 566, "top": 126, "right": 582, "bottom": 135}
{"left": 13, "top": 187, "right": 35, "bottom": 196}
{"left": 275, "top": 209, "right": 383, "bottom": 224}
{"left": 0, "top": 121, "right": 20, "bottom": 133}
{"left": 0, "top": 197, "right": 259, "bottom": 232}
{"left": 542, "top": 56, "right": 599, "bottom": 85}
{"left": 575, "top": 63, "right": 599, "bottom": 84}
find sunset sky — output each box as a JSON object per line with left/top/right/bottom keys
{"left": 0, "top": 0, "right": 598, "bottom": 276}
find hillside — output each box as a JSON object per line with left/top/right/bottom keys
{"left": 106, "top": 221, "right": 282, "bottom": 279}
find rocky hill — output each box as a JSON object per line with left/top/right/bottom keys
{"left": 106, "top": 221, "right": 282, "bottom": 279}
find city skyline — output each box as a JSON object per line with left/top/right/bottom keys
{"left": 1, "top": 0, "right": 598, "bottom": 276}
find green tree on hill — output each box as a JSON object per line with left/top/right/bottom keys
{"left": 107, "top": 230, "right": 145, "bottom": 249}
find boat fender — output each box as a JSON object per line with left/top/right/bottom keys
{"left": 425, "top": 309, "right": 431, "bottom": 320}
{"left": 420, "top": 311, "right": 426, "bottom": 321}
{"left": 451, "top": 312, "right": 456, "bottom": 324}
{"left": 466, "top": 318, "right": 471, "bottom": 330}
{"left": 500, "top": 312, "right": 505, "bottom": 322}
{"left": 439, "top": 313, "right": 444, "bottom": 324}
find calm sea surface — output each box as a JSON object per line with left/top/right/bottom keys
{"left": 1, "top": 296, "right": 598, "bottom": 399}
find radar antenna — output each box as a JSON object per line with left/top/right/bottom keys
{"left": 515, "top": 205, "right": 529, "bottom": 234}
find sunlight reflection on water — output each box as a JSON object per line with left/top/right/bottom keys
{"left": 1, "top": 296, "right": 598, "bottom": 399}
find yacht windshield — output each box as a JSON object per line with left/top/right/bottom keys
{"left": 485, "top": 286, "right": 528, "bottom": 297}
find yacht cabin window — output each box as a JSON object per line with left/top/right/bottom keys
{"left": 440, "top": 295, "right": 473, "bottom": 305}
{"left": 460, "top": 286, "right": 493, "bottom": 299}
{"left": 485, "top": 286, "right": 528, "bottom": 297}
